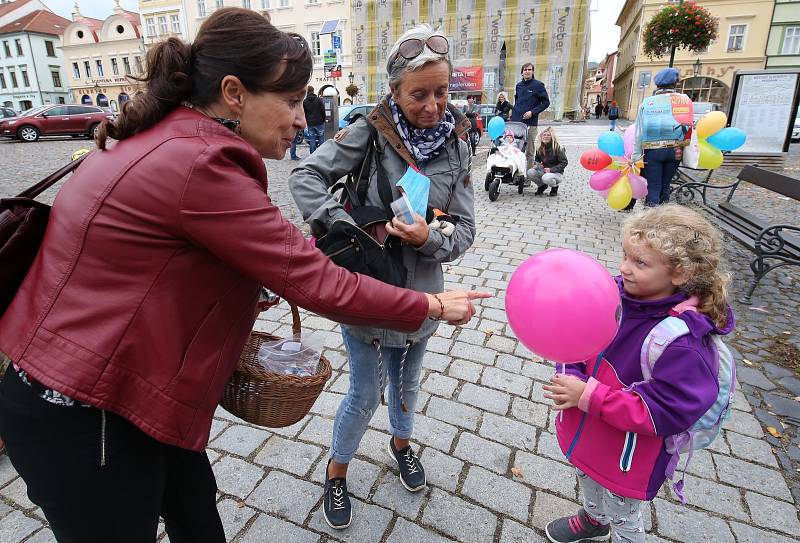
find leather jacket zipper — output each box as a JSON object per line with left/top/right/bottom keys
{"left": 100, "top": 410, "right": 107, "bottom": 467}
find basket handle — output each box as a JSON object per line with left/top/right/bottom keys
{"left": 289, "top": 304, "right": 301, "bottom": 336}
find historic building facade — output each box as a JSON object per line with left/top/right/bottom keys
{"left": 614, "top": 0, "right": 773, "bottom": 119}
{"left": 61, "top": 1, "right": 145, "bottom": 111}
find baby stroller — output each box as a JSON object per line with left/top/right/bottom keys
{"left": 484, "top": 121, "right": 529, "bottom": 201}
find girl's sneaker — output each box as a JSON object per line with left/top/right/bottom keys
{"left": 545, "top": 509, "right": 610, "bottom": 542}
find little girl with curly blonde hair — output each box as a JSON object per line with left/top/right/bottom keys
{"left": 543, "top": 204, "right": 734, "bottom": 543}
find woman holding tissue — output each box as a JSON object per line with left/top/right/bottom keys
{"left": 290, "top": 25, "right": 475, "bottom": 530}
{"left": 0, "top": 10, "right": 484, "bottom": 543}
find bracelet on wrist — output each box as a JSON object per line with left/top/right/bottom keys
{"left": 432, "top": 294, "right": 445, "bottom": 321}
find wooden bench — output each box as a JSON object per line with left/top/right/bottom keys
{"left": 670, "top": 165, "right": 800, "bottom": 304}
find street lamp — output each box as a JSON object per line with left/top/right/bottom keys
{"left": 692, "top": 58, "right": 702, "bottom": 78}
{"left": 348, "top": 72, "right": 354, "bottom": 85}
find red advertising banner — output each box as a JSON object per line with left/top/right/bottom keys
{"left": 450, "top": 66, "right": 483, "bottom": 92}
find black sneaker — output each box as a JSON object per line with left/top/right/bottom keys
{"left": 548, "top": 186, "right": 559, "bottom": 197}
{"left": 544, "top": 509, "right": 610, "bottom": 542}
{"left": 535, "top": 185, "right": 547, "bottom": 195}
{"left": 322, "top": 466, "right": 351, "bottom": 529}
{"left": 387, "top": 438, "right": 426, "bottom": 492}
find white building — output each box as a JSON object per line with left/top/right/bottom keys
{"left": 61, "top": 1, "right": 146, "bottom": 111}
{"left": 0, "top": 7, "right": 71, "bottom": 111}
{"left": 139, "top": 0, "right": 188, "bottom": 48}
{"left": 181, "top": 0, "right": 353, "bottom": 103}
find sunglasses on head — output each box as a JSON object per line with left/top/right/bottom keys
{"left": 398, "top": 35, "right": 449, "bottom": 60}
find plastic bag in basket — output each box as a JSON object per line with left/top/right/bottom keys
{"left": 256, "top": 332, "right": 324, "bottom": 377}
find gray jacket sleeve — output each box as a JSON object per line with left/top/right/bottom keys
{"left": 415, "top": 140, "right": 475, "bottom": 264}
{"left": 288, "top": 118, "right": 373, "bottom": 233}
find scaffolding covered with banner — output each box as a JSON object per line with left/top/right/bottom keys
{"left": 350, "top": 0, "right": 591, "bottom": 119}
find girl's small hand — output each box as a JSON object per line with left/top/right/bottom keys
{"left": 543, "top": 375, "right": 586, "bottom": 411}
{"left": 386, "top": 214, "right": 430, "bottom": 247}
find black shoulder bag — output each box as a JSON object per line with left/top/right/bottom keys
{"left": 314, "top": 124, "right": 407, "bottom": 287}
{"left": 0, "top": 154, "right": 89, "bottom": 317}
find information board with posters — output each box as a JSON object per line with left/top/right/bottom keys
{"left": 728, "top": 70, "right": 800, "bottom": 155}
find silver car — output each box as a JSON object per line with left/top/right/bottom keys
{"left": 692, "top": 102, "right": 721, "bottom": 125}
{"left": 792, "top": 113, "right": 799, "bottom": 143}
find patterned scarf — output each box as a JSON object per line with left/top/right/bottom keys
{"left": 389, "top": 97, "right": 455, "bottom": 163}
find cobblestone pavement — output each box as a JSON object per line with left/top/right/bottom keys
{"left": 1, "top": 124, "right": 799, "bottom": 542}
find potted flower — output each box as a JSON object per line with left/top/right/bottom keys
{"left": 642, "top": 1, "right": 718, "bottom": 59}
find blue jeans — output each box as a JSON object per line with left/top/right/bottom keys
{"left": 289, "top": 130, "right": 301, "bottom": 159}
{"left": 609, "top": 119, "right": 617, "bottom": 131}
{"left": 308, "top": 124, "right": 325, "bottom": 154}
{"left": 642, "top": 147, "right": 680, "bottom": 205}
{"left": 330, "top": 329, "right": 427, "bottom": 464}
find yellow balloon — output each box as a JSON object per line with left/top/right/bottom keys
{"left": 697, "top": 140, "right": 724, "bottom": 170}
{"left": 71, "top": 148, "right": 91, "bottom": 161}
{"left": 696, "top": 111, "right": 727, "bottom": 139}
{"left": 607, "top": 177, "right": 633, "bottom": 210}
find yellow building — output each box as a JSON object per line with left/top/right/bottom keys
{"left": 614, "top": 0, "right": 773, "bottom": 119}
{"left": 351, "top": 0, "right": 592, "bottom": 119}
{"left": 61, "top": 1, "right": 146, "bottom": 110}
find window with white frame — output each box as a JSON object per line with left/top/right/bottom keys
{"left": 158, "top": 16, "right": 168, "bottom": 34}
{"left": 122, "top": 57, "right": 131, "bottom": 75}
{"left": 0, "top": 72, "right": 5, "bottom": 89}
{"left": 727, "top": 24, "right": 746, "bottom": 51}
{"left": 83, "top": 60, "right": 92, "bottom": 78}
{"left": 72, "top": 62, "right": 80, "bottom": 79}
{"left": 783, "top": 26, "right": 800, "bottom": 55}
{"left": 146, "top": 17, "right": 156, "bottom": 36}
{"left": 52, "top": 71, "right": 62, "bottom": 87}
{"left": 279, "top": 0, "right": 289, "bottom": 6}
{"left": 197, "top": 0, "right": 207, "bottom": 17}
{"left": 306, "top": 0, "right": 319, "bottom": 4}
{"left": 134, "top": 56, "right": 143, "bottom": 74}
{"left": 111, "top": 57, "right": 119, "bottom": 75}
{"left": 15, "top": 39, "right": 22, "bottom": 56}
{"left": 260, "top": 0, "right": 269, "bottom": 8}
{"left": 9, "top": 70, "right": 17, "bottom": 87}
{"left": 21, "top": 69, "right": 29, "bottom": 86}
{"left": 171, "top": 14, "right": 181, "bottom": 33}
{"left": 242, "top": 0, "right": 251, "bottom": 8}
{"left": 96, "top": 59, "right": 104, "bottom": 77}
{"left": 215, "top": 0, "right": 223, "bottom": 7}
{"left": 2, "top": 41, "right": 10, "bottom": 57}
{"left": 309, "top": 31, "right": 320, "bottom": 56}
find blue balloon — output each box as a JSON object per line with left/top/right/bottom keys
{"left": 597, "top": 131, "right": 625, "bottom": 157}
{"left": 487, "top": 116, "right": 506, "bottom": 140}
{"left": 706, "top": 127, "right": 746, "bottom": 152}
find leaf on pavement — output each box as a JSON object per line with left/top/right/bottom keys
{"left": 767, "top": 426, "right": 782, "bottom": 438}
{"left": 511, "top": 467, "right": 524, "bottom": 478}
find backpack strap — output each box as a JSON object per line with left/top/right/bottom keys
{"left": 639, "top": 316, "right": 690, "bottom": 380}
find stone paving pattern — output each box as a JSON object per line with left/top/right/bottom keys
{"left": 0, "top": 123, "right": 798, "bottom": 542}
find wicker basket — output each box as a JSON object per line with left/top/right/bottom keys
{"left": 220, "top": 304, "right": 332, "bottom": 427}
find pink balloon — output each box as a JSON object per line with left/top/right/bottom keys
{"left": 623, "top": 124, "right": 636, "bottom": 158}
{"left": 506, "top": 249, "right": 622, "bottom": 363}
{"left": 589, "top": 169, "right": 621, "bottom": 191}
{"left": 628, "top": 173, "right": 648, "bottom": 199}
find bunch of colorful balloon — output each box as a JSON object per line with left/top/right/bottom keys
{"left": 688, "top": 111, "right": 747, "bottom": 170}
{"left": 579, "top": 125, "right": 647, "bottom": 210}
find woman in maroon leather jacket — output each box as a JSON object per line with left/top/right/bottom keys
{"left": 0, "top": 9, "right": 485, "bottom": 543}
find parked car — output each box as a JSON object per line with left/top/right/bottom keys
{"left": 792, "top": 112, "right": 800, "bottom": 143}
{"left": 1, "top": 107, "right": 16, "bottom": 118}
{"left": 0, "top": 104, "right": 113, "bottom": 142}
{"left": 478, "top": 104, "right": 497, "bottom": 131}
{"left": 692, "top": 102, "right": 722, "bottom": 125}
{"left": 338, "top": 103, "right": 376, "bottom": 129}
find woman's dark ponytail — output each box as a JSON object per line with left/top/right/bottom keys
{"left": 96, "top": 37, "right": 193, "bottom": 149}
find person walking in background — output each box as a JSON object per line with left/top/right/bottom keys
{"left": 608, "top": 100, "right": 620, "bottom": 131}
{"left": 494, "top": 92, "right": 511, "bottom": 121}
{"left": 463, "top": 96, "right": 480, "bottom": 156}
{"left": 303, "top": 85, "right": 326, "bottom": 154}
{"left": 603, "top": 102, "right": 610, "bottom": 117}
{"left": 594, "top": 101, "right": 602, "bottom": 119}
{"left": 511, "top": 62, "right": 550, "bottom": 172}
{"left": 289, "top": 129, "right": 302, "bottom": 160}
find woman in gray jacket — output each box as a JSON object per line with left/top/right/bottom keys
{"left": 289, "top": 25, "right": 475, "bottom": 530}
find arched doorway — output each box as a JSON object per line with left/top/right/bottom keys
{"left": 81, "top": 95, "right": 92, "bottom": 104}
{"left": 318, "top": 84, "right": 340, "bottom": 105}
{"left": 110, "top": 100, "right": 118, "bottom": 112}
{"left": 96, "top": 93, "right": 109, "bottom": 107}
{"left": 678, "top": 77, "right": 729, "bottom": 105}
{"left": 119, "top": 92, "right": 129, "bottom": 105}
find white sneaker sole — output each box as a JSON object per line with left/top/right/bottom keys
{"left": 544, "top": 524, "right": 610, "bottom": 543}
{"left": 322, "top": 507, "right": 351, "bottom": 530}
{"left": 386, "top": 442, "right": 427, "bottom": 492}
